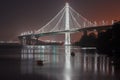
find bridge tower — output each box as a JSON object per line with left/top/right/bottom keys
{"left": 65, "top": 3, "right": 71, "bottom": 45}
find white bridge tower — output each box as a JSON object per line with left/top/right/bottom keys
{"left": 65, "top": 3, "right": 71, "bottom": 45}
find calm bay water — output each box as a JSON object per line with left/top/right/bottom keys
{"left": 0, "top": 45, "right": 119, "bottom": 80}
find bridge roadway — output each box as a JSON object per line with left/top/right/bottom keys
{"left": 18, "top": 25, "right": 111, "bottom": 38}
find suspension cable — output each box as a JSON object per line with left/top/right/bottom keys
{"left": 36, "top": 7, "right": 65, "bottom": 33}
{"left": 70, "top": 9, "right": 82, "bottom": 29}
{"left": 50, "top": 10, "right": 66, "bottom": 32}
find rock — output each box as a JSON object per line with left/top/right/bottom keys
{"left": 37, "top": 60, "right": 43, "bottom": 66}
{"left": 71, "top": 52, "right": 75, "bottom": 57}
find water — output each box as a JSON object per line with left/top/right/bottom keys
{"left": 0, "top": 45, "right": 119, "bottom": 80}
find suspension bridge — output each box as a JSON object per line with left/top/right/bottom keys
{"left": 18, "top": 3, "right": 112, "bottom": 45}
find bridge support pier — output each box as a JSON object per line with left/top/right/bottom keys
{"left": 83, "top": 30, "right": 87, "bottom": 36}
{"left": 65, "top": 32, "right": 71, "bottom": 45}
{"left": 19, "top": 37, "right": 27, "bottom": 45}
{"left": 34, "top": 37, "right": 39, "bottom": 45}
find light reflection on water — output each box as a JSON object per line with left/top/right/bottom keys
{"left": 21, "top": 45, "right": 115, "bottom": 80}
{"left": 64, "top": 46, "right": 71, "bottom": 80}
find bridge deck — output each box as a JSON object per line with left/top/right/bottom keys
{"left": 19, "top": 25, "right": 111, "bottom": 38}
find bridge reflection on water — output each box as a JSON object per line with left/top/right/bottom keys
{"left": 21, "top": 45, "right": 115, "bottom": 80}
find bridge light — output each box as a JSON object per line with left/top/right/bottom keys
{"left": 94, "top": 21, "right": 97, "bottom": 26}
{"left": 102, "top": 20, "right": 105, "bottom": 25}
{"left": 112, "top": 20, "right": 114, "bottom": 24}
{"left": 83, "top": 22, "right": 86, "bottom": 28}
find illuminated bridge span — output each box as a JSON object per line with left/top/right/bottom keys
{"left": 18, "top": 3, "right": 112, "bottom": 45}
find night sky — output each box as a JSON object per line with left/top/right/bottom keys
{"left": 0, "top": 0, "right": 120, "bottom": 41}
